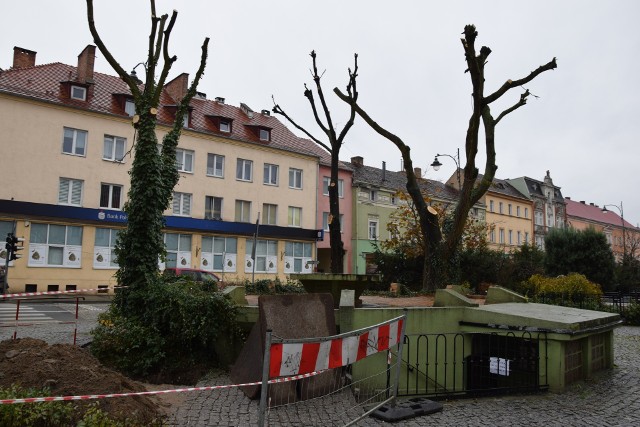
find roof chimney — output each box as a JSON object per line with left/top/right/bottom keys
{"left": 164, "top": 73, "right": 189, "bottom": 103}
{"left": 414, "top": 167, "right": 422, "bottom": 178}
{"left": 240, "top": 103, "right": 254, "bottom": 118}
{"left": 590, "top": 203, "right": 595, "bottom": 206}
{"left": 261, "top": 109, "right": 271, "bottom": 116}
{"left": 77, "top": 45, "right": 96, "bottom": 83}
{"left": 580, "top": 201, "right": 585, "bottom": 204}
{"left": 12, "top": 46, "right": 37, "bottom": 69}
{"left": 351, "top": 156, "right": 363, "bottom": 167}
{"left": 382, "top": 161, "right": 386, "bottom": 181}
{"left": 565, "top": 196, "right": 571, "bottom": 200}
{"left": 215, "top": 97, "right": 225, "bottom": 104}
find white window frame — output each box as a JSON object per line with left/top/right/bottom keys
{"left": 124, "top": 99, "right": 135, "bottom": 117}
{"left": 163, "top": 233, "right": 192, "bottom": 269}
{"left": 235, "top": 200, "right": 252, "bottom": 222}
{"left": 201, "top": 236, "right": 237, "bottom": 272}
{"left": 62, "top": 127, "right": 87, "bottom": 157}
{"left": 207, "top": 153, "right": 225, "bottom": 178}
{"left": 259, "top": 128, "right": 270, "bottom": 141}
{"left": 103, "top": 135, "right": 127, "bottom": 162}
{"left": 100, "top": 183, "right": 123, "bottom": 210}
{"left": 288, "top": 206, "right": 302, "bottom": 227}
{"left": 70, "top": 85, "right": 86, "bottom": 101}
{"left": 220, "top": 120, "right": 231, "bottom": 133}
{"left": 263, "top": 203, "right": 278, "bottom": 225}
{"left": 499, "top": 202, "right": 503, "bottom": 214}
{"left": 264, "top": 164, "right": 279, "bottom": 186}
{"left": 525, "top": 232, "right": 530, "bottom": 244}
{"left": 176, "top": 148, "right": 194, "bottom": 173}
{"left": 285, "top": 241, "right": 313, "bottom": 274}
{"left": 517, "top": 231, "right": 522, "bottom": 245}
{"left": 289, "top": 168, "right": 303, "bottom": 189}
{"left": 489, "top": 229, "right": 495, "bottom": 243}
{"left": 516, "top": 206, "right": 521, "bottom": 217}
{"left": 58, "top": 178, "right": 83, "bottom": 206}
{"left": 535, "top": 211, "right": 544, "bottom": 226}
{"left": 508, "top": 230, "right": 513, "bottom": 245}
{"left": 246, "top": 239, "right": 278, "bottom": 273}
{"left": 172, "top": 192, "right": 192, "bottom": 216}
{"left": 94, "top": 227, "right": 120, "bottom": 269}
{"left": 368, "top": 219, "right": 379, "bottom": 240}
{"left": 499, "top": 228, "right": 505, "bottom": 244}
{"left": 322, "top": 177, "right": 344, "bottom": 197}
{"left": 236, "top": 159, "right": 253, "bottom": 182}
{"left": 508, "top": 204, "right": 512, "bottom": 215}
{"left": 205, "top": 196, "right": 223, "bottom": 220}
{"left": 525, "top": 207, "right": 529, "bottom": 219}
{"left": 28, "top": 223, "right": 83, "bottom": 268}
{"left": 323, "top": 212, "right": 344, "bottom": 232}
{"left": 489, "top": 200, "right": 494, "bottom": 213}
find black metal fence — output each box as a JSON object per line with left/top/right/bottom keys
{"left": 398, "top": 331, "right": 548, "bottom": 399}
{"left": 535, "top": 290, "right": 640, "bottom": 314}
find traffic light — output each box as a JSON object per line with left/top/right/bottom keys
{"left": 5, "top": 233, "right": 24, "bottom": 261}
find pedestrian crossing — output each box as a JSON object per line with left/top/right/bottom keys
{"left": 0, "top": 304, "right": 61, "bottom": 326}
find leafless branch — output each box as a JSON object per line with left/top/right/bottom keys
{"left": 272, "top": 97, "right": 329, "bottom": 151}
{"left": 484, "top": 57, "right": 557, "bottom": 104}
{"left": 494, "top": 89, "right": 530, "bottom": 124}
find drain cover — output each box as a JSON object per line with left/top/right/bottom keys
{"left": 370, "top": 397, "right": 443, "bottom": 422}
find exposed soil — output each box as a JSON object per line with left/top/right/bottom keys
{"left": 0, "top": 338, "right": 170, "bottom": 424}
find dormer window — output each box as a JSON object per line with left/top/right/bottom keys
{"left": 259, "top": 129, "right": 270, "bottom": 141}
{"left": 124, "top": 99, "right": 135, "bottom": 117}
{"left": 220, "top": 119, "right": 231, "bottom": 133}
{"left": 70, "top": 85, "right": 87, "bottom": 101}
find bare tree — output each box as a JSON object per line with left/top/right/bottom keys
{"left": 87, "top": 0, "right": 208, "bottom": 309}
{"left": 273, "top": 51, "right": 358, "bottom": 273}
{"left": 336, "top": 25, "right": 556, "bottom": 290}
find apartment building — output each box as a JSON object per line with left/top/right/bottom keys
{"left": 483, "top": 178, "right": 534, "bottom": 251}
{"left": 0, "top": 45, "right": 322, "bottom": 292}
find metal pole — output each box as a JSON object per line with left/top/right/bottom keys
{"left": 258, "top": 329, "right": 273, "bottom": 427}
{"left": 391, "top": 310, "right": 408, "bottom": 404}
{"left": 2, "top": 232, "right": 11, "bottom": 295}
{"left": 456, "top": 147, "right": 461, "bottom": 189}
{"left": 252, "top": 214, "right": 260, "bottom": 287}
{"left": 620, "top": 201, "right": 626, "bottom": 260}
{"left": 13, "top": 299, "right": 21, "bottom": 339}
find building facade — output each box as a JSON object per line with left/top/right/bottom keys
{"left": 507, "top": 171, "right": 566, "bottom": 250}
{"left": 484, "top": 179, "right": 534, "bottom": 252}
{"left": 0, "top": 45, "right": 322, "bottom": 293}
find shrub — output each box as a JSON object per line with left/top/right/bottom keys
{"left": 520, "top": 273, "right": 602, "bottom": 306}
{"left": 622, "top": 301, "right": 640, "bottom": 326}
{"left": 245, "top": 278, "right": 306, "bottom": 295}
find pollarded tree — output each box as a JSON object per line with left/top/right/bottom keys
{"left": 86, "top": 0, "right": 208, "bottom": 311}
{"left": 336, "top": 25, "right": 556, "bottom": 291}
{"left": 273, "top": 51, "right": 358, "bottom": 273}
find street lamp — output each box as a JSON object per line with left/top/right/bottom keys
{"left": 602, "top": 202, "right": 626, "bottom": 260}
{"left": 430, "top": 148, "right": 461, "bottom": 189}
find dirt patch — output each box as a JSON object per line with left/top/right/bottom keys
{"left": 0, "top": 338, "right": 167, "bottom": 424}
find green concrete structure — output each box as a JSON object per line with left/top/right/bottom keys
{"left": 291, "top": 273, "right": 380, "bottom": 307}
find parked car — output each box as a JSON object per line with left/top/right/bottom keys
{"left": 163, "top": 268, "right": 220, "bottom": 284}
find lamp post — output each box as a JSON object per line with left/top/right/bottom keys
{"left": 602, "top": 202, "right": 626, "bottom": 260}
{"left": 430, "top": 148, "right": 461, "bottom": 189}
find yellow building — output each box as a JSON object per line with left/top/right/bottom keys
{"left": 0, "top": 45, "right": 322, "bottom": 293}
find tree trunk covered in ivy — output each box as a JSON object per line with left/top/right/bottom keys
{"left": 87, "top": 0, "right": 208, "bottom": 312}
{"left": 273, "top": 51, "right": 358, "bottom": 274}
{"left": 336, "top": 25, "right": 556, "bottom": 291}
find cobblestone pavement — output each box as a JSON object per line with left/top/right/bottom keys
{"left": 8, "top": 302, "right": 640, "bottom": 426}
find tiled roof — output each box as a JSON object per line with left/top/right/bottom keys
{"left": 522, "top": 176, "right": 565, "bottom": 202}
{"left": 566, "top": 198, "right": 636, "bottom": 229}
{"left": 0, "top": 61, "right": 323, "bottom": 160}
{"left": 351, "top": 163, "right": 460, "bottom": 202}
{"left": 477, "top": 173, "right": 529, "bottom": 200}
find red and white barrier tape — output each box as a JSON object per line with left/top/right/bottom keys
{"left": 0, "top": 371, "right": 321, "bottom": 405}
{"left": 0, "top": 286, "right": 127, "bottom": 299}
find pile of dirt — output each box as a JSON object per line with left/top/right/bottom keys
{"left": 0, "top": 338, "right": 167, "bottom": 424}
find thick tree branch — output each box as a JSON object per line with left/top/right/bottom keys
{"left": 303, "top": 85, "right": 330, "bottom": 136}
{"left": 484, "top": 57, "right": 557, "bottom": 104}
{"left": 86, "top": 0, "right": 140, "bottom": 98}
{"left": 494, "top": 89, "right": 530, "bottom": 125}
{"left": 310, "top": 51, "right": 337, "bottom": 142}
{"left": 272, "top": 101, "right": 329, "bottom": 151}
{"left": 336, "top": 54, "right": 359, "bottom": 144}
{"left": 154, "top": 11, "right": 179, "bottom": 106}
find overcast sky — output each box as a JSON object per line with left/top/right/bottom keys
{"left": 2, "top": 0, "right": 639, "bottom": 225}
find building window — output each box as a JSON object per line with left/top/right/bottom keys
{"left": 103, "top": 135, "right": 126, "bottom": 162}
{"left": 220, "top": 119, "right": 231, "bottom": 133}
{"left": 182, "top": 110, "right": 191, "bottom": 128}
{"left": 259, "top": 129, "right": 270, "bottom": 141}
{"left": 58, "top": 178, "right": 83, "bottom": 206}
{"left": 499, "top": 228, "right": 505, "bottom": 244}
{"left": 499, "top": 202, "right": 503, "bottom": 214}
{"left": 235, "top": 200, "right": 252, "bottom": 222}
{"left": 288, "top": 206, "right": 302, "bottom": 227}
{"left": 525, "top": 232, "right": 529, "bottom": 244}
{"left": 516, "top": 206, "right": 521, "bottom": 217}
{"left": 236, "top": 159, "right": 253, "bottom": 181}
{"left": 207, "top": 154, "right": 225, "bottom": 178}
{"left": 100, "top": 184, "right": 122, "bottom": 209}
{"left": 70, "top": 85, "right": 86, "bottom": 101}
{"left": 289, "top": 168, "right": 303, "bottom": 189}
{"left": 246, "top": 239, "right": 278, "bottom": 273}
{"left": 164, "top": 233, "right": 192, "bottom": 268}
{"left": 285, "top": 241, "right": 313, "bottom": 273}
{"left": 323, "top": 212, "right": 344, "bottom": 232}
{"left": 62, "top": 127, "right": 87, "bottom": 156}
{"left": 535, "top": 211, "right": 544, "bottom": 226}
{"left": 172, "top": 192, "right": 191, "bottom": 216}
{"left": 262, "top": 204, "right": 278, "bottom": 225}
{"left": 509, "top": 230, "right": 513, "bottom": 245}
{"left": 322, "top": 177, "right": 344, "bottom": 197}
{"left": 264, "top": 164, "right": 279, "bottom": 186}
{"left": 535, "top": 235, "right": 544, "bottom": 249}
{"left": 370, "top": 190, "right": 377, "bottom": 201}
{"left": 489, "top": 200, "right": 494, "bottom": 213}
{"left": 94, "top": 227, "right": 120, "bottom": 269}
{"left": 525, "top": 207, "right": 529, "bottom": 218}
{"left": 489, "top": 229, "right": 495, "bottom": 243}
{"left": 205, "top": 196, "right": 223, "bottom": 220}
{"left": 508, "top": 204, "right": 512, "bottom": 215}
{"left": 391, "top": 195, "right": 397, "bottom": 205}
{"left": 28, "top": 223, "right": 83, "bottom": 268}
{"left": 517, "top": 231, "right": 522, "bottom": 245}
{"left": 368, "top": 219, "right": 379, "bottom": 240}
{"left": 125, "top": 99, "right": 135, "bottom": 117}
{"left": 201, "top": 236, "right": 237, "bottom": 272}
{"left": 176, "top": 148, "right": 194, "bottom": 173}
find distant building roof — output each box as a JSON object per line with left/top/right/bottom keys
{"left": 566, "top": 198, "right": 636, "bottom": 229}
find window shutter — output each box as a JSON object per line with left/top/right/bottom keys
{"left": 59, "top": 179, "right": 69, "bottom": 204}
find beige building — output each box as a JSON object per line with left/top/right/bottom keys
{"left": 0, "top": 45, "right": 322, "bottom": 293}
